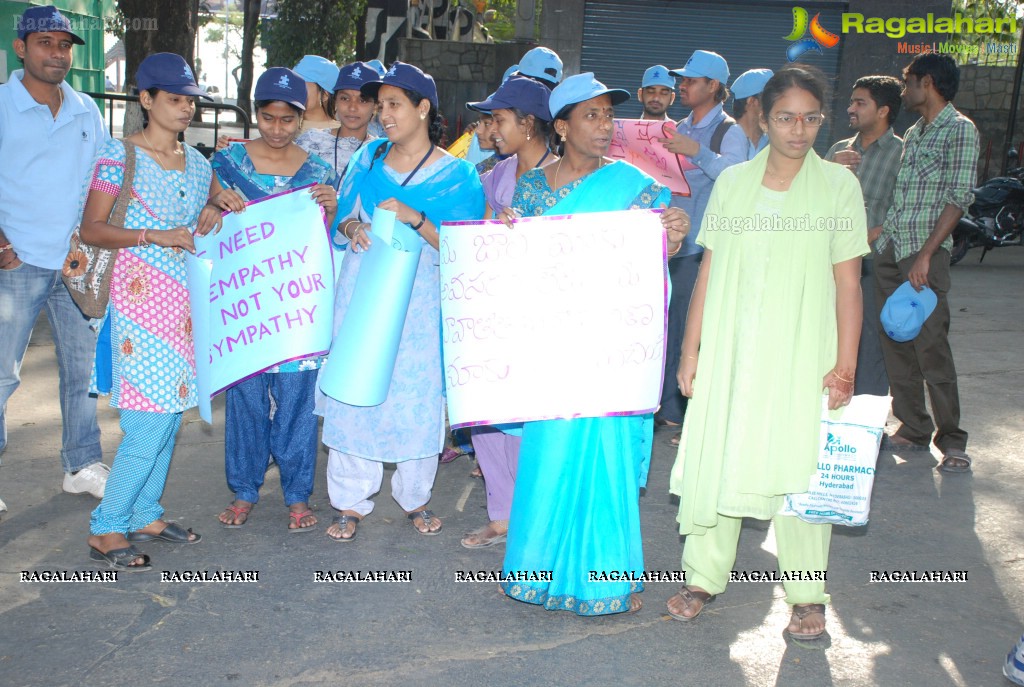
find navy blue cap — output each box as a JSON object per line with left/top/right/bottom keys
{"left": 361, "top": 61, "right": 438, "bottom": 109}
{"left": 136, "top": 53, "right": 211, "bottom": 100}
{"left": 549, "top": 73, "right": 629, "bottom": 119}
{"left": 254, "top": 67, "right": 307, "bottom": 110}
{"left": 17, "top": 5, "right": 84, "bottom": 45}
{"left": 334, "top": 61, "right": 382, "bottom": 93}
{"left": 467, "top": 77, "right": 552, "bottom": 122}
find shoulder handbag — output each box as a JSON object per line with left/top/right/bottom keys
{"left": 62, "top": 139, "right": 137, "bottom": 319}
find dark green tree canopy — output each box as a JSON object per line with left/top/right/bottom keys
{"left": 263, "top": 0, "right": 366, "bottom": 67}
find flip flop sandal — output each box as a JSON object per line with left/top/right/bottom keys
{"left": 327, "top": 514, "right": 360, "bottom": 542}
{"left": 787, "top": 603, "right": 827, "bottom": 640}
{"left": 127, "top": 522, "right": 201, "bottom": 544}
{"left": 407, "top": 509, "right": 442, "bottom": 536}
{"left": 938, "top": 449, "right": 972, "bottom": 473}
{"left": 666, "top": 586, "right": 716, "bottom": 622}
{"left": 288, "top": 509, "right": 316, "bottom": 533}
{"left": 220, "top": 503, "right": 252, "bottom": 529}
{"left": 460, "top": 524, "right": 507, "bottom": 549}
{"left": 625, "top": 594, "right": 643, "bottom": 615}
{"left": 668, "top": 432, "right": 682, "bottom": 447}
{"left": 89, "top": 546, "right": 152, "bottom": 572}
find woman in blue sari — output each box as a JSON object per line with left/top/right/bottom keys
{"left": 208, "top": 68, "right": 339, "bottom": 532}
{"left": 497, "top": 74, "right": 690, "bottom": 615}
{"left": 316, "top": 62, "right": 484, "bottom": 541}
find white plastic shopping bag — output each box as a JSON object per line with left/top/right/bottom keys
{"left": 779, "top": 394, "right": 891, "bottom": 526}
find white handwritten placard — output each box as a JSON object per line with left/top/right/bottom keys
{"left": 186, "top": 185, "right": 334, "bottom": 423}
{"left": 439, "top": 209, "right": 667, "bottom": 428}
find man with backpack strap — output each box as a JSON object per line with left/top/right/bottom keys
{"left": 657, "top": 50, "right": 745, "bottom": 444}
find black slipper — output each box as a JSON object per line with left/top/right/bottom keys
{"left": 89, "top": 546, "right": 152, "bottom": 572}
{"left": 327, "top": 514, "right": 360, "bottom": 542}
{"left": 126, "top": 522, "right": 201, "bottom": 544}
{"left": 407, "top": 509, "right": 442, "bottom": 536}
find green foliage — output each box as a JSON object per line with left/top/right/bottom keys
{"left": 483, "top": 0, "right": 543, "bottom": 42}
{"left": 951, "top": 0, "right": 1022, "bottom": 65}
{"left": 262, "top": 0, "right": 367, "bottom": 67}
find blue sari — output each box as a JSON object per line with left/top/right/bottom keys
{"left": 500, "top": 161, "right": 670, "bottom": 615}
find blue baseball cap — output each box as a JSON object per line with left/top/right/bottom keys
{"left": 671, "top": 50, "right": 730, "bottom": 85}
{"left": 362, "top": 61, "right": 438, "bottom": 109}
{"left": 642, "top": 65, "right": 675, "bottom": 89}
{"left": 366, "top": 59, "right": 387, "bottom": 77}
{"left": 549, "top": 72, "right": 629, "bottom": 119}
{"left": 517, "top": 47, "right": 563, "bottom": 84}
{"left": 466, "top": 91, "right": 496, "bottom": 113}
{"left": 881, "top": 281, "right": 938, "bottom": 342}
{"left": 17, "top": 5, "right": 84, "bottom": 45}
{"left": 731, "top": 68, "right": 774, "bottom": 99}
{"left": 468, "top": 77, "right": 552, "bottom": 122}
{"left": 502, "top": 64, "right": 520, "bottom": 84}
{"left": 254, "top": 67, "right": 307, "bottom": 110}
{"left": 334, "top": 61, "right": 382, "bottom": 93}
{"left": 293, "top": 55, "right": 340, "bottom": 93}
{"left": 136, "top": 53, "right": 211, "bottom": 99}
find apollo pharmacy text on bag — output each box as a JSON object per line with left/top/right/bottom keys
{"left": 779, "top": 394, "right": 892, "bottom": 527}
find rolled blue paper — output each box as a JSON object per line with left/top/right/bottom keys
{"left": 319, "top": 209, "right": 423, "bottom": 406}
{"left": 184, "top": 252, "right": 214, "bottom": 423}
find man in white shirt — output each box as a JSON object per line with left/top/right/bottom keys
{"left": 0, "top": 5, "right": 110, "bottom": 503}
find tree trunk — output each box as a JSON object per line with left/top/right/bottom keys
{"left": 236, "top": 0, "right": 262, "bottom": 123}
{"left": 118, "top": 0, "right": 200, "bottom": 135}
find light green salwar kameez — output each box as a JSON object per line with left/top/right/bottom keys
{"left": 669, "top": 148, "right": 868, "bottom": 603}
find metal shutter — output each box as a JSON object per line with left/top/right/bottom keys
{"left": 581, "top": 0, "right": 847, "bottom": 153}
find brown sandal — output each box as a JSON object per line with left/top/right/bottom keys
{"left": 786, "top": 603, "right": 826, "bottom": 640}
{"left": 666, "top": 586, "right": 716, "bottom": 622}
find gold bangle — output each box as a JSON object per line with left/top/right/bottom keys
{"left": 343, "top": 219, "right": 359, "bottom": 241}
{"left": 685, "top": 355, "right": 698, "bottom": 359}
{"left": 833, "top": 371, "right": 854, "bottom": 383}
{"left": 667, "top": 244, "right": 681, "bottom": 257}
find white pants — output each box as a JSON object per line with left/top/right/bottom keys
{"left": 326, "top": 449, "right": 439, "bottom": 516}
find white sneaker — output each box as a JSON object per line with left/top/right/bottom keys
{"left": 62, "top": 462, "right": 110, "bottom": 498}
{"left": 0, "top": 496, "right": 6, "bottom": 513}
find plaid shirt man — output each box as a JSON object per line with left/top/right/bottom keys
{"left": 879, "top": 102, "right": 979, "bottom": 261}
{"left": 826, "top": 127, "right": 903, "bottom": 238}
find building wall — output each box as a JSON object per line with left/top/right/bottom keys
{"left": 957, "top": 64, "right": 1022, "bottom": 178}
{"left": 399, "top": 37, "right": 531, "bottom": 138}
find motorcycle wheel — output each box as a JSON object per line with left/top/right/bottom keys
{"left": 950, "top": 233, "right": 970, "bottom": 265}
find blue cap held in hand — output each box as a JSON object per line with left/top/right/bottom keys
{"left": 17, "top": 5, "right": 84, "bottom": 44}
{"left": 881, "top": 281, "right": 938, "bottom": 342}
{"left": 549, "top": 72, "right": 630, "bottom": 120}
{"left": 254, "top": 67, "right": 307, "bottom": 110}
{"left": 670, "top": 50, "right": 730, "bottom": 85}
{"left": 136, "top": 53, "right": 211, "bottom": 99}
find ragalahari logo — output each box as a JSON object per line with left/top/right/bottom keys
{"left": 785, "top": 7, "right": 840, "bottom": 61}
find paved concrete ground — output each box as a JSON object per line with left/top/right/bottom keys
{"left": 1, "top": 248, "right": 1022, "bottom": 687}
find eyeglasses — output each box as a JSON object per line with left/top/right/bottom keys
{"left": 768, "top": 113, "right": 825, "bottom": 128}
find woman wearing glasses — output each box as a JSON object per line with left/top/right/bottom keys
{"left": 666, "top": 65, "right": 867, "bottom": 640}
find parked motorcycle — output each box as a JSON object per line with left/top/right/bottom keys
{"left": 951, "top": 151, "right": 1024, "bottom": 265}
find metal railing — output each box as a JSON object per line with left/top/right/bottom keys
{"left": 85, "top": 92, "right": 251, "bottom": 158}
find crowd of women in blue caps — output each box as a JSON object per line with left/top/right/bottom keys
{"left": 6, "top": 5, "right": 871, "bottom": 641}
